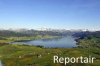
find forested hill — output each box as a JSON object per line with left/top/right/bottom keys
{"left": 73, "top": 31, "right": 100, "bottom": 39}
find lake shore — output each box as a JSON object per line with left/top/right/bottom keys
{"left": 0, "top": 36, "right": 100, "bottom": 66}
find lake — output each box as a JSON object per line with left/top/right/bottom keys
{"left": 0, "top": 61, "right": 2, "bottom": 66}
{"left": 12, "top": 36, "right": 77, "bottom": 48}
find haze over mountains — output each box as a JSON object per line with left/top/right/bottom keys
{"left": 0, "top": 28, "right": 74, "bottom": 37}
{"left": 0, "top": 28, "right": 100, "bottom": 38}
{"left": 0, "top": 28, "right": 96, "bottom": 32}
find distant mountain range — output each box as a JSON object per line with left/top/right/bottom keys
{"left": 0, "top": 28, "right": 100, "bottom": 38}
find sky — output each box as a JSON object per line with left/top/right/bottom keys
{"left": 0, "top": 0, "right": 100, "bottom": 31}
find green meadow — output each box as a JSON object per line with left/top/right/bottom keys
{"left": 0, "top": 36, "right": 100, "bottom": 66}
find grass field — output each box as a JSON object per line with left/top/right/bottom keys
{"left": 0, "top": 36, "right": 100, "bottom": 66}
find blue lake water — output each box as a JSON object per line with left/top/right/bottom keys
{"left": 0, "top": 61, "right": 2, "bottom": 66}
{"left": 12, "top": 36, "right": 77, "bottom": 48}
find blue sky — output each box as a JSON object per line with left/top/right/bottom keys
{"left": 0, "top": 0, "right": 100, "bottom": 30}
